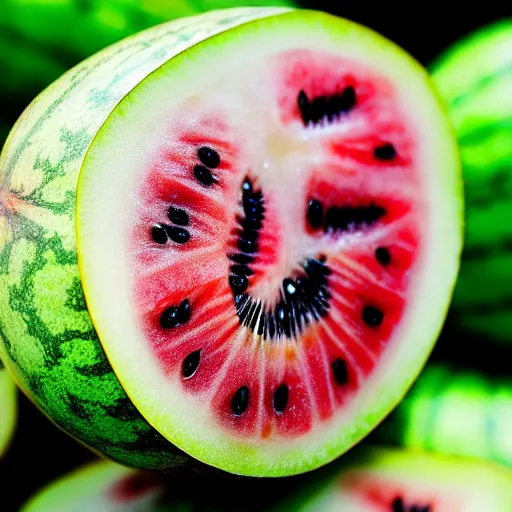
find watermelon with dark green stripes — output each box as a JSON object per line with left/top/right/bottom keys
{"left": 431, "top": 20, "right": 512, "bottom": 344}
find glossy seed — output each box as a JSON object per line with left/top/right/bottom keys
{"left": 375, "top": 247, "right": 391, "bottom": 266}
{"left": 332, "top": 359, "right": 348, "bottom": 385}
{"left": 273, "top": 384, "right": 289, "bottom": 413}
{"left": 238, "top": 239, "right": 257, "bottom": 253}
{"left": 249, "top": 301, "right": 262, "bottom": 331}
{"left": 182, "top": 350, "right": 201, "bottom": 379}
{"left": 374, "top": 143, "right": 397, "bottom": 161}
{"left": 239, "top": 227, "right": 259, "bottom": 243}
{"left": 198, "top": 146, "right": 220, "bottom": 168}
{"left": 283, "top": 278, "right": 298, "bottom": 299}
{"left": 307, "top": 199, "right": 324, "bottom": 229}
{"left": 231, "top": 386, "right": 249, "bottom": 416}
{"left": 267, "top": 312, "right": 276, "bottom": 339}
{"left": 231, "top": 264, "right": 253, "bottom": 276}
{"left": 229, "top": 253, "right": 254, "bottom": 265}
{"left": 167, "top": 206, "right": 189, "bottom": 226}
{"left": 242, "top": 179, "right": 253, "bottom": 193}
{"left": 194, "top": 165, "right": 215, "bottom": 186}
{"left": 362, "top": 305, "right": 384, "bottom": 328}
{"left": 160, "top": 299, "right": 190, "bottom": 329}
{"left": 151, "top": 224, "right": 168, "bottom": 244}
{"left": 229, "top": 274, "right": 249, "bottom": 295}
{"left": 164, "top": 225, "right": 190, "bottom": 244}
{"left": 339, "top": 86, "right": 357, "bottom": 112}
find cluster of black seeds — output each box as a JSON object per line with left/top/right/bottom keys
{"left": 392, "top": 497, "right": 431, "bottom": 512}
{"left": 307, "top": 199, "right": 386, "bottom": 234}
{"left": 228, "top": 179, "right": 264, "bottom": 295}
{"left": 151, "top": 205, "right": 190, "bottom": 245}
{"left": 233, "top": 258, "right": 332, "bottom": 341}
{"left": 298, "top": 87, "right": 357, "bottom": 126}
{"left": 194, "top": 145, "right": 220, "bottom": 186}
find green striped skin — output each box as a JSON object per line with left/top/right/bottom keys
{"left": 431, "top": 20, "right": 512, "bottom": 343}
{"left": 0, "top": 7, "right": 290, "bottom": 470}
{"left": 378, "top": 365, "right": 512, "bottom": 468}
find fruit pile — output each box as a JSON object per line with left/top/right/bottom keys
{"left": 0, "top": 5, "right": 511, "bottom": 512}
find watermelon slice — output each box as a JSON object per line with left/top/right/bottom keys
{"left": 275, "top": 447, "right": 512, "bottom": 511}
{"left": 0, "top": 365, "right": 17, "bottom": 457}
{"left": 21, "top": 449, "right": 512, "bottom": 512}
{"left": 430, "top": 20, "right": 512, "bottom": 344}
{"left": 20, "top": 460, "right": 168, "bottom": 512}
{"left": 0, "top": 8, "right": 462, "bottom": 475}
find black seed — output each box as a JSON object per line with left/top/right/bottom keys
{"left": 339, "top": 86, "right": 357, "bottom": 113}
{"left": 298, "top": 90, "right": 310, "bottom": 123}
{"left": 229, "top": 253, "right": 254, "bottom": 265}
{"left": 231, "top": 386, "right": 249, "bottom": 416}
{"left": 258, "top": 312, "right": 266, "bottom": 336}
{"left": 375, "top": 247, "right": 391, "bottom": 266}
{"left": 366, "top": 205, "right": 386, "bottom": 224}
{"left": 311, "top": 295, "right": 329, "bottom": 318}
{"left": 264, "top": 313, "right": 274, "bottom": 339}
{"left": 167, "top": 206, "right": 189, "bottom": 226}
{"left": 374, "top": 143, "right": 397, "bottom": 161}
{"left": 151, "top": 224, "right": 168, "bottom": 244}
{"left": 242, "top": 216, "right": 262, "bottom": 231}
{"left": 332, "top": 359, "right": 348, "bottom": 385}
{"left": 309, "top": 96, "right": 328, "bottom": 124}
{"left": 160, "top": 299, "right": 190, "bottom": 329}
{"left": 194, "top": 165, "right": 215, "bottom": 186}
{"left": 244, "top": 199, "right": 264, "bottom": 219}
{"left": 198, "top": 146, "right": 220, "bottom": 168}
{"left": 276, "top": 301, "right": 291, "bottom": 338}
{"left": 307, "top": 199, "right": 324, "bottom": 229}
{"left": 283, "top": 278, "right": 298, "bottom": 300}
{"left": 164, "top": 225, "right": 190, "bottom": 244}
{"left": 324, "top": 207, "right": 338, "bottom": 231}
{"left": 238, "top": 239, "right": 258, "bottom": 253}
{"left": 362, "top": 305, "right": 384, "bottom": 328}
{"left": 182, "top": 350, "right": 201, "bottom": 379}
{"left": 273, "top": 384, "right": 289, "bottom": 413}
{"left": 229, "top": 274, "right": 249, "bottom": 295}
{"left": 242, "top": 179, "right": 253, "bottom": 193}
{"left": 391, "top": 497, "right": 405, "bottom": 512}
{"left": 239, "top": 228, "right": 259, "bottom": 243}
{"left": 231, "top": 264, "right": 253, "bottom": 277}
{"left": 235, "top": 294, "right": 251, "bottom": 321}
{"left": 306, "top": 258, "right": 332, "bottom": 276}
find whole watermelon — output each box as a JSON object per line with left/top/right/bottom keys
{"left": 431, "top": 19, "right": 512, "bottom": 344}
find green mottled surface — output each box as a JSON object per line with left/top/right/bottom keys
{"left": 379, "top": 365, "right": 512, "bottom": 469}
{"left": 0, "top": 8, "right": 285, "bottom": 469}
{"left": 431, "top": 20, "right": 512, "bottom": 344}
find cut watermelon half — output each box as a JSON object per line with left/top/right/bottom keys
{"left": 276, "top": 447, "right": 512, "bottom": 511}
{"left": 76, "top": 10, "right": 461, "bottom": 475}
{"left": 0, "top": 366, "right": 17, "bottom": 457}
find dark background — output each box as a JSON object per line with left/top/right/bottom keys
{"left": 0, "top": 3, "right": 509, "bottom": 511}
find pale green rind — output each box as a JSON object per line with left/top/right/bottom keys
{"left": 0, "top": 7, "right": 290, "bottom": 469}
{"left": 77, "top": 10, "right": 462, "bottom": 476}
{"left": 0, "top": 367, "right": 17, "bottom": 457}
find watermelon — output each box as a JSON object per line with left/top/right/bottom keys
{"left": 431, "top": 19, "right": 512, "bottom": 344}
{"left": 0, "top": 8, "right": 462, "bottom": 476}
{"left": 21, "top": 448, "right": 512, "bottom": 511}
{"left": 378, "top": 365, "right": 512, "bottom": 469}
{"left": 0, "top": 365, "right": 17, "bottom": 457}
{"left": 275, "top": 447, "right": 512, "bottom": 511}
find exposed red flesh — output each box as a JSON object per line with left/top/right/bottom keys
{"left": 131, "top": 49, "right": 420, "bottom": 440}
